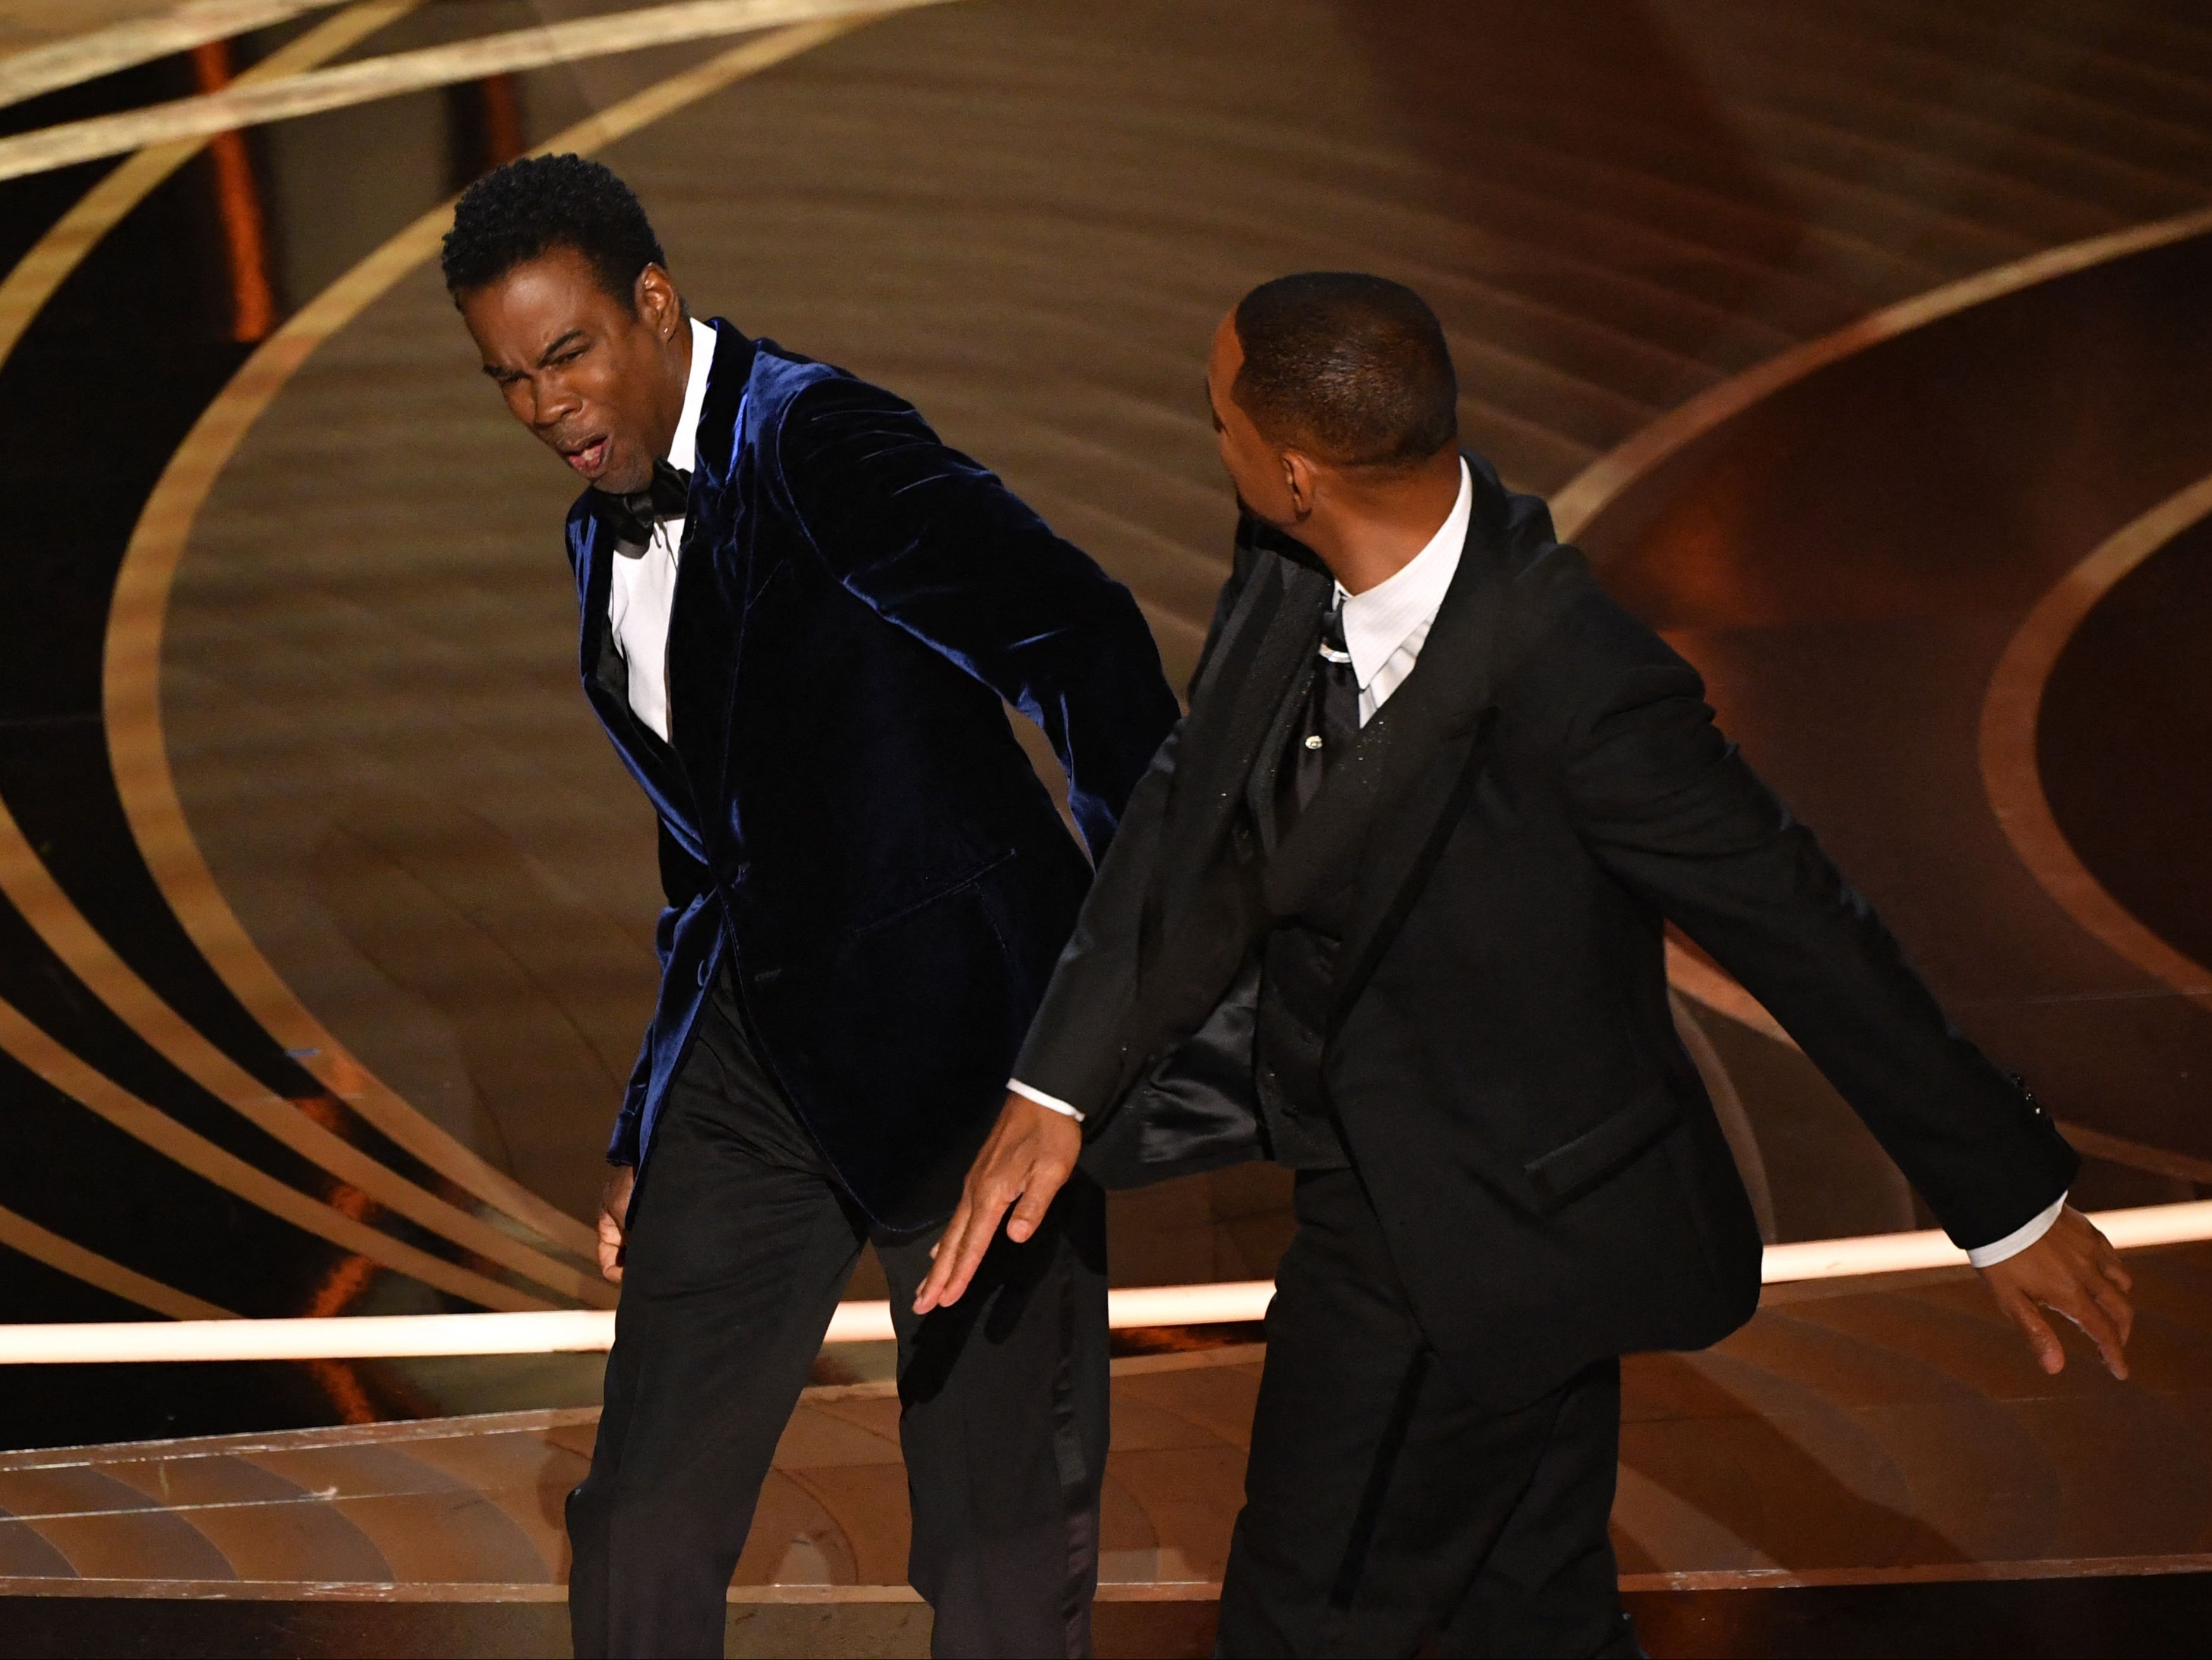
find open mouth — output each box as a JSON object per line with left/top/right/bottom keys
{"left": 561, "top": 435, "right": 611, "bottom": 478}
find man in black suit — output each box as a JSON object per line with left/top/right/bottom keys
{"left": 444, "top": 156, "right": 1179, "bottom": 1658}
{"left": 917, "top": 273, "right": 2136, "bottom": 1656}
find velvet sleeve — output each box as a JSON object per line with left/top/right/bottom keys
{"left": 604, "top": 903, "right": 675, "bottom": 1168}
{"left": 1538, "top": 583, "right": 2077, "bottom": 1250}
{"left": 775, "top": 375, "right": 1181, "bottom": 860}
{"left": 605, "top": 822, "right": 713, "bottom": 1166}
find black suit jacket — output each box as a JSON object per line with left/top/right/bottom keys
{"left": 568, "top": 321, "right": 1179, "bottom": 1228}
{"left": 1015, "top": 452, "right": 2077, "bottom": 1406}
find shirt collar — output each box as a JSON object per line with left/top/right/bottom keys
{"left": 665, "top": 316, "right": 716, "bottom": 472}
{"left": 1336, "top": 457, "right": 1471, "bottom": 691}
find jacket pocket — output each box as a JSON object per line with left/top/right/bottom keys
{"left": 845, "top": 847, "right": 1016, "bottom": 939}
{"left": 1522, "top": 1087, "right": 1683, "bottom": 1215}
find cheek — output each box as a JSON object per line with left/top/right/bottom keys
{"left": 1222, "top": 438, "right": 1274, "bottom": 504}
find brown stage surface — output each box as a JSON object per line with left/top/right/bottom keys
{"left": 2, "top": 2, "right": 2212, "bottom": 1655}
{"left": 9, "top": 1251, "right": 2212, "bottom": 1653}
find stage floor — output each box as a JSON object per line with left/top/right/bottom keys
{"left": 4, "top": 2, "right": 2212, "bottom": 1653}
{"left": 8, "top": 1253, "right": 2212, "bottom": 1654}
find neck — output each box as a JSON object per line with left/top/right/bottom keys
{"left": 1298, "top": 450, "right": 1462, "bottom": 595}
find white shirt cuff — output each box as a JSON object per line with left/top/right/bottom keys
{"left": 1007, "top": 1079, "right": 1083, "bottom": 1123}
{"left": 1965, "top": 1193, "right": 2066, "bottom": 1269}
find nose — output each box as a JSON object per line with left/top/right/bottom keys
{"left": 529, "top": 377, "right": 579, "bottom": 434}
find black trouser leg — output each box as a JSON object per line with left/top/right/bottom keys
{"left": 1217, "top": 1169, "right": 1635, "bottom": 1659}
{"left": 565, "top": 997, "right": 864, "bottom": 1660}
{"left": 567, "top": 972, "right": 1107, "bottom": 1659}
{"left": 879, "top": 1174, "right": 1109, "bottom": 1659}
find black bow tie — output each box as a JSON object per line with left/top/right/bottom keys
{"left": 599, "top": 457, "right": 693, "bottom": 546}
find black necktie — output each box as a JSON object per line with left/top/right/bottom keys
{"left": 1276, "top": 602, "right": 1361, "bottom": 836}
{"left": 600, "top": 457, "right": 693, "bottom": 546}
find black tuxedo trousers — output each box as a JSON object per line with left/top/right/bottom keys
{"left": 567, "top": 967, "right": 1108, "bottom": 1659}
{"left": 1017, "top": 453, "right": 2079, "bottom": 1653}
{"left": 1221, "top": 1170, "right": 1638, "bottom": 1658}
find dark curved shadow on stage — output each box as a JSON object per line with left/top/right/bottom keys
{"left": 2040, "top": 517, "right": 2212, "bottom": 977}
{"left": 1578, "top": 226, "right": 2212, "bottom": 1168}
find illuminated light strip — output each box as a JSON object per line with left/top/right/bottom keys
{"left": 8, "top": 1199, "right": 2212, "bottom": 1364}
{"left": 0, "top": 0, "right": 953, "bottom": 183}
{"left": 0, "top": 1, "right": 353, "bottom": 111}
{"left": 1764, "top": 1200, "right": 2212, "bottom": 1279}
{"left": 0, "top": 1284, "right": 1286, "bottom": 1363}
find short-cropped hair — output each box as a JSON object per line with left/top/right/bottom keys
{"left": 1231, "top": 273, "right": 1458, "bottom": 470}
{"left": 441, "top": 153, "right": 666, "bottom": 305}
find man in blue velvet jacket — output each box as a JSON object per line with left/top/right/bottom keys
{"left": 443, "top": 156, "right": 1178, "bottom": 1659}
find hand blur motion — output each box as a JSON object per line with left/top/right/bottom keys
{"left": 597, "top": 1165, "right": 637, "bottom": 1285}
{"left": 912, "top": 1093, "right": 1082, "bottom": 1314}
{"left": 1979, "top": 1204, "right": 2134, "bottom": 1380}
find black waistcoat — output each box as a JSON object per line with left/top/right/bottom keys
{"left": 1249, "top": 662, "right": 1355, "bottom": 1170}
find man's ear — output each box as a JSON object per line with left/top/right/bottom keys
{"left": 1282, "top": 449, "right": 1319, "bottom": 520}
{"left": 634, "top": 263, "right": 681, "bottom": 342}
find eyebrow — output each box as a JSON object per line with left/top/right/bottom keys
{"left": 535, "top": 329, "right": 587, "bottom": 367}
{"left": 480, "top": 328, "right": 589, "bottom": 379}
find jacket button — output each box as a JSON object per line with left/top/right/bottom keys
{"left": 697, "top": 959, "right": 712, "bottom": 987}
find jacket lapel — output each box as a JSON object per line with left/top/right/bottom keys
{"left": 576, "top": 511, "right": 705, "bottom": 850}
{"left": 1129, "top": 547, "right": 1328, "bottom": 1038}
{"left": 1319, "top": 472, "right": 1514, "bottom": 1027}
{"left": 662, "top": 320, "right": 758, "bottom": 820}
{"left": 1152, "top": 554, "right": 1332, "bottom": 881}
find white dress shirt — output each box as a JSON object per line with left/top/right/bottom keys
{"left": 1005, "top": 460, "right": 2061, "bottom": 1267}
{"left": 1337, "top": 457, "right": 1472, "bottom": 725}
{"left": 606, "top": 316, "right": 716, "bottom": 742}
{"left": 1008, "top": 464, "right": 1474, "bottom": 1125}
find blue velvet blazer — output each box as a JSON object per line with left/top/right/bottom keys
{"left": 565, "top": 320, "right": 1178, "bottom": 1228}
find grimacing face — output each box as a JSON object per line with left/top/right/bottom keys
{"left": 460, "top": 244, "right": 688, "bottom": 497}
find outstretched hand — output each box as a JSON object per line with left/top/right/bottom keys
{"left": 1979, "top": 1204, "right": 2134, "bottom": 1380}
{"left": 912, "top": 1093, "right": 1081, "bottom": 1314}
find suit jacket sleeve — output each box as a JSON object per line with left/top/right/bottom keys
{"left": 1011, "top": 526, "right": 1285, "bottom": 1117}
{"left": 775, "top": 375, "right": 1181, "bottom": 859}
{"left": 605, "top": 820, "right": 712, "bottom": 1166}
{"left": 1009, "top": 716, "right": 1184, "bottom": 1117}
{"left": 1537, "top": 573, "right": 2077, "bottom": 1251}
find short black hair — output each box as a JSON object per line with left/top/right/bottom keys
{"left": 1231, "top": 273, "right": 1457, "bottom": 470}
{"left": 440, "top": 153, "right": 667, "bottom": 305}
